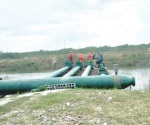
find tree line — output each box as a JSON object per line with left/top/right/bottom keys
{"left": 0, "top": 43, "right": 149, "bottom": 59}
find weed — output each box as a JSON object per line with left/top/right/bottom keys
{"left": 0, "top": 89, "right": 150, "bottom": 124}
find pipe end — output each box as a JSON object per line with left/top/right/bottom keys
{"left": 132, "top": 77, "right": 135, "bottom": 86}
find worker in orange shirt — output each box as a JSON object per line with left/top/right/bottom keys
{"left": 68, "top": 51, "right": 74, "bottom": 63}
{"left": 77, "top": 53, "right": 84, "bottom": 64}
{"left": 86, "top": 52, "right": 92, "bottom": 61}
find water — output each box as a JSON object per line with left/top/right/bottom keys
{"left": 109, "top": 68, "right": 150, "bottom": 90}
{"left": 0, "top": 72, "right": 52, "bottom": 80}
{"left": 0, "top": 68, "right": 150, "bottom": 90}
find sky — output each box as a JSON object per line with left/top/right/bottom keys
{"left": 0, "top": 0, "right": 150, "bottom": 52}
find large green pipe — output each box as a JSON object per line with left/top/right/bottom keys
{"left": 0, "top": 75, "right": 135, "bottom": 94}
{"left": 81, "top": 65, "right": 91, "bottom": 76}
{"left": 44, "top": 59, "right": 73, "bottom": 78}
{"left": 63, "top": 66, "right": 80, "bottom": 77}
{"left": 45, "top": 66, "right": 70, "bottom": 78}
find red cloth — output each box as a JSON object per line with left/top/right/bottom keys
{"left": 86, "top": 53, "right": 92, "bottom": 61}
{"left": 78, "top": 54, "right": 84, "bottom": 63}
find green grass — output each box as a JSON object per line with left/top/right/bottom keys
{"left": 0, "top": 48, "right": 149, "bottom": 73}
{"left": 0, "top": 89, "right": 150, "bottom": 124}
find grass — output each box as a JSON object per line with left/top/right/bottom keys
{"left": 0, "top": 50, "right": 149, "bottom": 73}
{"left": 0, "top": 89, "right": 150, "bottom": 125}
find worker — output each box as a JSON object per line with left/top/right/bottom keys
{"left": 77, "top": 53, "right": 84, "bottom": 70}
{"left": 68, "top": 51, "right": 74, "bottom": 63}
{"left": 96, "top": 52, "right": 103, "bottom": 67}
{"left": 92, "top": 53, "right": 96, "bottom": 66}
{"left": 77, "top": 53, "right": 84, "bottom": 64}
{"left": 86, "top": 52, "right": 92, "bottom": 61}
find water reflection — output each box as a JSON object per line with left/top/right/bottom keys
{"left": 0, "top": 68, "right": 150, "bottom": 90}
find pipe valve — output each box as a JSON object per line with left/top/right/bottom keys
{"left": 114, "top": 64, "right": 119, "bottom": 75}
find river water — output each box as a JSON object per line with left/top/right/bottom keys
{"left": 0, "top": 68, "right": 150, "bottom": 90}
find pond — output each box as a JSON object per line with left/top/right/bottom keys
{"left": 0, "top": 68, "right": 149, "bottom": 90}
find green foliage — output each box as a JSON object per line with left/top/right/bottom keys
{"left": 36, "top": 86, "right": 47, "bottom": 91}
{"left": 0, "top": 43, "right": 149, "bottom": 59}
{"left": 0, "top": 43, "right": 149, "bottom": 73}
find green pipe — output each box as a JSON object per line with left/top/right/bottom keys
{"left": 0, "top": 75, "right": 135, "bottom": 94}
{"left": 81, "top": 65, "right": 91, "bottom": 76}
{"left": 45, "top": 66, "right": 70, "bottom": 78}
{"left": 44, "top": 59, "right": 73, "bottom": 78}
{"left": 63, "top": 66, "right": 80, "bottom": 77}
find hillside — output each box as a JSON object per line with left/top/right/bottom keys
{"left": 0, "top": 44, "right": 149, "bottom": 73}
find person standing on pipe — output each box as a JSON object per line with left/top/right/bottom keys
{"left": 78, "top": 54, "right": 84, "bottom": 63}
{"left": 77, "top": 53, "right": 84, "bottom": 70}
{"left": 92, "top": 53, "right": 96, "bottom": 66}
{"left": 86, "top": 52, "right": 92, "bottom": 61}
{"left": 86, "top": 52, "right": 93, "bottom": 67}
{"left": 68, "top": 51, "right": 75, "bottom": 65}
{"left": 96, "top": 52, "right": 103, "bottom": 68}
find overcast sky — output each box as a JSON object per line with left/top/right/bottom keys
{"left": 0, "top": 0, "right": 150, "bottom": 52}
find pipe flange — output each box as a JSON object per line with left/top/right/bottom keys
{"left": 113, "top": 75, "right": 121, "bottom": 89}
